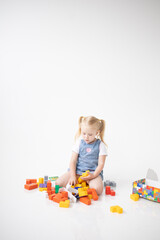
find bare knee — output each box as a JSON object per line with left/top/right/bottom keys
{"left": 89, "top": 178, "right": 104, "bottom": 196}
{"left": 55, "top": 172, "right": 71, "bottom": 187}
{"left": 95, "top": 184, "right": 103, "bottom": 195}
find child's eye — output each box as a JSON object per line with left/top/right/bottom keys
{"left": 88, "top": 134, "right": 92, "bottom": 136}
{"left": 83, "top": 132, "right": 86, "bottom": 135}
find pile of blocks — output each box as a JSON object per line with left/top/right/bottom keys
{"left": 24, "top": 171, "right": 99, "bottom": 208}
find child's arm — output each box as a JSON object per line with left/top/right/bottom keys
{"left": 81, "top": 155, "right": 106, "bottom": 180}
{"left": 93, "top": 155, "right": 106, "bottom": 178}
{"left": 68, "top": 151, "right": 78, "bottom": 185}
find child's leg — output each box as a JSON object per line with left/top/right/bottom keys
{"left": 89, "top": 175, "right": 104, "bottom": 195}
{"left": 55, "top": 171, "right": 71, "bottom": 187}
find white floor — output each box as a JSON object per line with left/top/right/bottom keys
{"left": 1, "top": 173, "right": 160, "bottom": 240}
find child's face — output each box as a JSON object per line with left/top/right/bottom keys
{"left": 81, "top": 124, "right": 99, "bottom": 144}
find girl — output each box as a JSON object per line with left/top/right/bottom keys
{"left": 55, "top": 116, "right": 108, "bottom": 195}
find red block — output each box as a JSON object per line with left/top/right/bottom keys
{"left": 110, "top": 190, "right": 115, "bottom": 196}
{"left": 105, "top": 186, "right": 111, "bottom": 195}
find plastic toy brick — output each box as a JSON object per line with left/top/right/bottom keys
{"left": 104, "top": 180, "right": 116, "bottom": 187}
{"left": 78, "top": 170, "right": 90, "bottom": 184}
{"left": 49, "top": 194, "right": 56, "bottom": 200}
{"left": 105, "top": 186, "right": 111, "bottom": 195}
{"left": 110, "top": 190, "right": 116, "bottom": 196}
{"left": 78, "top": 188, "right": 88, "bottom": 197}
{"left": 52, "top": 192, "right": 68, "bottom": 203}
{"left": 110, "top": 206, "right": 123, "bottom": 214}
{"left": 87, "top": 188, "right": 98, "bottom": 200}
{"left": 88, "top": 194, "right": 92, "bottom": 199}
{"left": 49, "top": 176, "right": 59, "bottom": 181}
{"left": 82, "top": 182, "right": 87, "bottom": 187}
{"left": 59, "top": 200, "right": 70, "bottom": 208}
{"left": 55, "top": 185, "right": 60, "bottom": 193}
{"left": 61, "top": 191, "right": 68, "bottom": 198}
{"left": 24, "top": 183, "right": 38, "bottom": 190}
{"left": 39, "top": 183, "right": 47, "bottom": 188}
{"left": 39, "top": 188, "right": 47, "bottom": 192}
{"left": 47, "top": 180, "right": 52, "bottom": 190}
{"left": 26, "top": 179, "right": 37, "bottom": 184}
{"left": 80, "top": 196, "right": 91, "bottom": 205}
{"left": 130, "top": 194, "right": 139, "bottom": 201}
{"left": 39, "top": 178, "right": 44, "bottom": 184}
{"left": 78, "top": 177, "right": 83, "bottom": 184}
{"left": 75, "top": 184, "right": 82, "bottom": 188}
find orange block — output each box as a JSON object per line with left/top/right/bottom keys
{"left": 47, "top": 180, "right": 52, "bottom": 190}
{"left": 49, "top": 194, "right": 56, "bottom": 200}
{"left": 88, "top": 188, "right": 98, "bottom": 200}
{"left": 24, "top": 183, "right": 38, "bottom": 190}
{"left": 80, "top": 196, "right": 91, "bottom": 205}
{"left": 26, "top": 179, "right": 37, "bottom": 184}
{"left": 61, "top": 191, "right": 68, "bottom": 198}
{"left": 52, "top": 193, "right": 68, "bottom": 203}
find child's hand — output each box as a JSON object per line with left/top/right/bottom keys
{"left": 68, "top": 175, "right": 77, "bottom": 186}
{"left": 81, "top": 172, "right": 95, "bottom": 181}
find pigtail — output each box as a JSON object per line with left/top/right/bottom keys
{"left": 99, "top": 119, "right": 107, "bottom": 146}
{"left": 74, "top": 116, "right": 84, "bottom": 141}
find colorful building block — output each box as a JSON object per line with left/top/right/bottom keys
{"left": 110, "top": 206, "right": 123, "bottom": 214}
{"left": 130, "top": 194, "right": 139, "bottom": 201}
{"left": 79, "top": 196, "right": 91, "bottom": 205}
{"left": 59, "top": 200, "right": 70, "bottom": 208}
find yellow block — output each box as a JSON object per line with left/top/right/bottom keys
{"left": 39, "top": 188, "right": 47, "bottom": 192}
{"left": 78, "top": 188, "right": 88, "bottom": 197}
{"left": 39, "top": 178, "right": 44, "bottom": 184}
{"left": 130, "top": 194, "right": 139, "bottom": 201}
{"left": 78, "top": 177, "right": 83, "bottom": 184}
{"left": 75, "top": 184, "right": 82, "bottom": 188}
{"left": 82, "top": 182, "right": 87, "bottom": 187}
{"left": 82, "top": 170, "right": 90, "bottom": 177}
{"left": 154, "top": 189, "right": 158, "bottom": 193}
{"left": 59, "top": 200, "right": 70, "bottom": 208}
{"left": 110, "top": 206, "right": 123, "bottom": 214}
{"left": 83, "top": 187, "right": 89, "bottom": 191}
{"left": 133, "top": 183, "right": 137, "bottom": 188}
{"left": 88, "top": 194, "right": 92, "bottom": 199}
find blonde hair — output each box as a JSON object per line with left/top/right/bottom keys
{"left": 75, "top": 116, "right": 107, "bottom": 146}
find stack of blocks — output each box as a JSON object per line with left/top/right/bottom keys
{"left": 105, "top": 186, "right": 116, "bottom": 196}
{"left": 24, "top": 179, "right": 38, "bottom": 190}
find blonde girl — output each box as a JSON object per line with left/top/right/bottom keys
{"left": 56, "top": 116, "right": 108, "bottom": 195}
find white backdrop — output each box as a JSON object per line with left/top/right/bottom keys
{"left": 1, "top": 1, "right": 160, "bottom": 240}
{"left": 0, "top": 0, "right": 160, "bottom": 194}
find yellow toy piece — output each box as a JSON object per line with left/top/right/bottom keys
{"left": 83, "top": 187, "right": 89, "bottom": 191}
{"left": 39, "top": 188, "right": 47, "bottom": 192}
{"left": 78, "top": 170, "right": 90, "bottom": 184}
{"left": 39, "top": 178, "right": 44, "bottom": 184}
{"left": 78, "top": 188, "right": 88, "bottom": 197}
{"left": 130, "top": 193, "right": 139, "bottom": 201}
{"left": 78, "top": 177, "right": 83, "bottom": 184}
{"left": 110, "top": 206, "right": 123, "bottom": 214}
{"left": 82, "top": 170, "right": 90, "bottom": 177}
{"left": 59, "top": 200, "right": 70, "bottom": 208}
{"left": 75, "top": 184, "right": 82, "bottom": 188}
{"left": 82, "top": 182, "right": 87, "bottom": 187}
{"left": 88, "top": 194, "right": 92, "bottom": 199}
